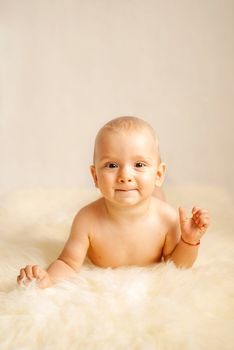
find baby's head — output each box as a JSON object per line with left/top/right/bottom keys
{"left": 91, "top": 116, "right": 166, "bottom": 204}
{"left": 93, "top": 116, "right": 161, "bottom": 164}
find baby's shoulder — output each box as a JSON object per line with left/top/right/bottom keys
{"left": 72, "top": 198, "right": 103, "bottom": 226}
{"left": 152, "top": 197, "right": 178, "bottom": 226}
{"left": 68, "top": 198, "right": 104, "bottom": 240}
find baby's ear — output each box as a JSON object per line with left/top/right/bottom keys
{"left": 155, "top": 162, "right": 166, "bottom": 187}
{"left": 90, "top": 165, "right": 99, "bottom": 188}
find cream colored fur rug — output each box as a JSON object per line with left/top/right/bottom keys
{"left": 0, "top": 187, "right": 233, "bottom": 350}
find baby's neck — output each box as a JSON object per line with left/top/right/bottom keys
{"left": 102, "top": 197, "right": 152, "bottom": 223}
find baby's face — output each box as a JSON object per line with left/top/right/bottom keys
{"left": 91, "top": 128, "right": 165, "bottom": 207}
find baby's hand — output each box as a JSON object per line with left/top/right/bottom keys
{"left": 17, "top": 265, "right": 52, "bottom": 289}
{"left": 179, "top": 207, "right": 210, "bottom": 245}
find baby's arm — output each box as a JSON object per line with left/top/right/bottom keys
{"left": 163, "top": 206, "right": 210, "bottom": 268}
{"left": 17, "top": 209, "right": 90, "bottom": 289}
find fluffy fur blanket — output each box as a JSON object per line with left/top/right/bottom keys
{"left": 0, "top": 187, "right": 233, "bottom": 350}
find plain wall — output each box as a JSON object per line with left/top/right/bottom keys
{"left": 1, "top": 0, "right": 234, "bottom": 195}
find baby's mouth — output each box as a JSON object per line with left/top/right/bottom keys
{"left": 115, "top": 188, "right": 137, "bottom": 192}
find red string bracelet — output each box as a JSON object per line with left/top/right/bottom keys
{"left": 181, "top": 236, "right": 200, "bottom": 246}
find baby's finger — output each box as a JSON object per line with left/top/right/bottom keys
{"left": 192, "top": 208, "right": 201, "bottom": 222}
{"left": 194, "top": 212, "right": 209, "bottom": 224}
{"left": 192, "top": 206, "right": 201, "bottom": 215}
{"left": 195, "top": 212, "right": 209, "bottom": 222}
{"left": 196, "top": 217, "right": 209, "bottom": 230}
{"left": 200, "top": 216, "right": 210, "bottom": 227}
{"left": 199, "top": 223, "right": 209, "bottom": 232}
{"left": 32, "top": 265, "right": 43, "bottom": 280}
{"left": 18, "top": 268, "right": 28, "bottom": 284}
{"left": 17, "top": 269, "right": 25, "bottom": 284}
{"left": 194, "top": 209, "right": 209, "bottom": 217}
{"left": 25, "top": 265, "right": 34, "bottom": 280}
{"left": 19, "top": 268, "right": 26, "bottom": 280}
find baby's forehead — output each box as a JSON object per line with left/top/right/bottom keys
{"left": 97, "top": 126, "right": 157, "bottom": 143}
{"left": 93, "top": 128, "right": 159, "bottom": 162}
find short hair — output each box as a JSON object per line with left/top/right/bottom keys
{"left": 93, "top": 116, "right": 161, "bottom": 163}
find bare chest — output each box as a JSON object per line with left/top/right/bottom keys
{"left": 87, "top": 223, "right": 166, "bottom": 268}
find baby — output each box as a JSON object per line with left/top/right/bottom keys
{"left": 17, "top": 116, "right": 210, "bottom": 289}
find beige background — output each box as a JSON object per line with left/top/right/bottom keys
{"left": 1, "top": 0, "right": 234, "bottom": 195}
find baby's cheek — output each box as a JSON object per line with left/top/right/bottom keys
{"left": 138, "top": 176, "right": 155, "bottom": 190}
{"left": 142, "top": 172, "right": 156, "bottom": 182}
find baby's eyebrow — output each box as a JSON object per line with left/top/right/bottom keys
{"left": 100, "top": 156, "right": 112, "bottom": 160}
{"left": 99, "top": 155, "right": 153, "bottom": 162}
{"left": 134, "top": 157, "right": 157, "bottom": 166}
{"left": 99, "top": 156, "right": 116, "bottom": 162}
{"left": 133, "top": 155, "right": 154, "bottom": 162}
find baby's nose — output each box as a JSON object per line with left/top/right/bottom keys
{"left": 117, "top": 168, "right": 134, "bottom": 183}
{"left": 118, "top": 177, "right": 132, "bottom": 183}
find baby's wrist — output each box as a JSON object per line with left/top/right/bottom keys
{"left": 181, "top": 236, "right": 200, "bottom": 246}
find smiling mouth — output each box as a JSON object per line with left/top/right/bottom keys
{"left": 115, "top": 189, "right": 136, "bottom": 192}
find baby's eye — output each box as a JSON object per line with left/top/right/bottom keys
{"left": 135, "top": 162, "right": 146, "bottom": 168}
{"left": 106, "top": 163, "right": 118, "bottom": 168}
